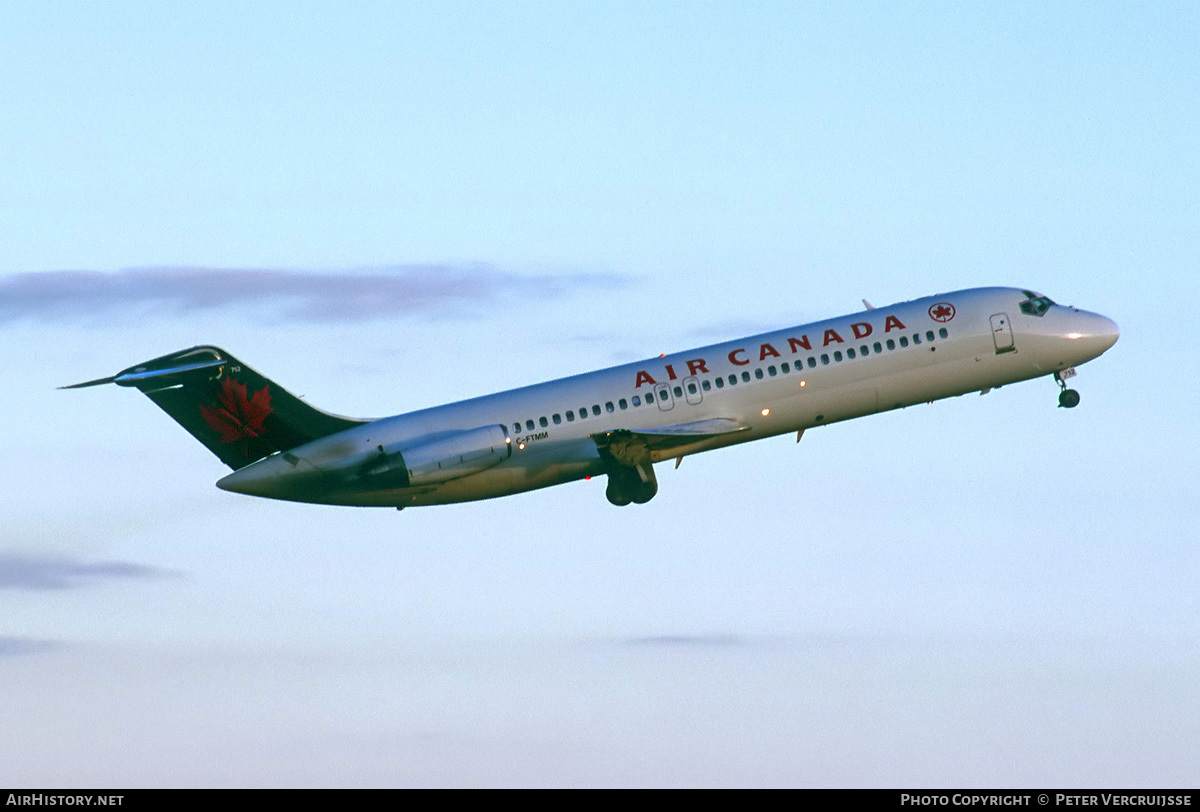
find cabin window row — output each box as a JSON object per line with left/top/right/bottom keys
{"left": 513, "top": 397, "right": 632, "bottom": 434}
{"left": 511, "top": 327, "right": 950, "bottom": 433}
{"left": 710, "top": 327, "right": 950, "bottom": 388}
{"left": 512, "top": 382, "right": 701, "bottom": 433}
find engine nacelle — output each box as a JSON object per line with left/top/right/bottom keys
{"left": 369, "top": 424, "right": 512, "bottom": 487}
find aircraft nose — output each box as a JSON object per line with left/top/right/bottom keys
{"left": 1066, "top": 311, "right": 1119, "bottom": 357}
{"left": 1097, "top": 314, "right": 1119, "bottom": 351}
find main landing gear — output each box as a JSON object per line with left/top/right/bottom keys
{"left": 1055, "top": 369, "right": 1080, "bottom": 409}
{"left": 597, "top": 431, "right": 660, "bottom": 506}
{"left": 605, "top": 463, "right": 658, "bottom": 506}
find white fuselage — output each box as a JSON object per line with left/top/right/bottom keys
{"left": 216, "top": 287, "right": 1118, "bottom": 507}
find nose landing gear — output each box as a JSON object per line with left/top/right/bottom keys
{"left": 1055, "top": 368, "right": 1080, "bottom": 408}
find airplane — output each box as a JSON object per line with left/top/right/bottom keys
{"left": 65, "top": 287, "right": 1118, "bottom": 509}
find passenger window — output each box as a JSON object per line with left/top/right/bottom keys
{"left": 782, "top": 362, "right": 790, "bottom": 373}
{"left": 619, "top": 398, "right": 628, "bottom": 410}
{"left": 552, "top": 414, "right": 561, "bottom": 425}
{"left": 702, "top": 380, "right": 711, "bottom": 391}
{"left": 926, "top": 330, "right": 935, "bottom": 342}
{"left": 579, "top": 406, "right": 588, "bottom": 418}
{"left": 605, "top": 402, "right": 615, "bottom": 413}
{"left": 741, "top": 371, "right": 751, "bottom": 383}
{"left": 715, "top": 377, "right": 725, "bottom": 389}
{"left": 526, "top": 420, "right": 535, "bottom": 431}
{"left": 939, "top": 328, "right": 948, "bottom": 339}
{"left": 673, "top": 386, "right": 683, "bottom": 398}
{"left": 807, "top": 357, "right": 816, "bottom": 369}
{"left": 874, "top": 342, "right": 882, "bottom": 353}
{"left": 860, "top": 346, "right": 869, "bottom": 356}
{"left": 847, "top": 348, "right": 856, "bottom": 359}
{"left": 512, "top": 423, "right": 521, "bottom": 433}
{"left": 592, "top": 405, "right": 601, "bottom": 416}
{"left": 566, "top": 411, "right": 575, "bottom": 422}
{"left": 834, "top": 351, "right": 843, "bottom": 362}
{"left": 687, "top": 383, "right": 697, "bottom": 394}
{"left": 539, "top": 417, "right": 548, "bottom": 428}
{"left": 899, "top": 337, "right": 909, "bottom": 348}
{"left": 754, "top": 368, "right": 764, "bottom": 380}
{"left": 729, "top": 375, "right": 737, "bottom": 385}
{"left": 887, "top": 339, "right": 896, "bottom": 350}
{"left": 768, "top": 366, "right": 777, "bottom": 376}
{"left": 821, "top": 354, "right": 829, "bottom": 365}
{"left": 643, "top": 392, "right": 653, "bottom": 403}
{"left": 913, "top": 333, "right": 922, "bottom": 345}
{"left": 632, "top": 395, "right": 641, "bottom": 406}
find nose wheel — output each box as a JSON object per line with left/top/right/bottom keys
{"left": 1055, "top": 369, "right": 1080, "bottom": 408}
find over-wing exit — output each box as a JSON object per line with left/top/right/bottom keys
{"left": 67, "top": 287, "right": 1118, "bottom": 509}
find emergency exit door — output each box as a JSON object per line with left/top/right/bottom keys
{"left": 653, "top": 382, "right": 674, "bottom": 411}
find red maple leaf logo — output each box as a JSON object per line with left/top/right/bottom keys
{"left": 928, "top": 302, "right": 956, "bottom": 322}
{"left": 199, "top": 377, "right": 273, "bottom": 454}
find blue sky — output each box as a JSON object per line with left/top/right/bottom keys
{"left": 2, "top": 2, "right": 1197, "bottom": 787}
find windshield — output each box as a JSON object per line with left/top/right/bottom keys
{"left": 1019, "top": 290, "right": 1056, "bottom": 317}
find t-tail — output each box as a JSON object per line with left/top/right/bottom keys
{"left": 63, "top": 346, "right": 366, "bottom": 470}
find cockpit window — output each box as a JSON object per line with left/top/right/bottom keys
{"left": 1019, "top": 291, "right": 1056, "bottom": 317}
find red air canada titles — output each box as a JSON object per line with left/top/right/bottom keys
{"left": 632, "top": 315, "right": 908, "bottom": 388}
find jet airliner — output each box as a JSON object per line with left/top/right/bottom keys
{"left": 67, "top": 287, "right": 1118, "bottom": 508}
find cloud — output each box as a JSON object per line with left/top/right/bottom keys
{"left": 621, "top": 634, "right": 765, "bottom": 649}
{"left": 0, "top": 264, "right": 626, "bottom": 325}
{"left": 0, "top": 637, "right": 62, "bottom": 657}
{"left": 0, "top": 553, "right": 183, "bottom": 591}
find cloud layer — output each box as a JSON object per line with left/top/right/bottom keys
{"left": 0, "top": 637, "right": 61, "bottom": 658}
{"left": 0, "top": 553, "right": 182, "bottom": 591}
{"left": 0, "top": 265, "right": 623, "bottom": 325}
{"left": 622, "top": 634, "right": 763, "bottom": 649}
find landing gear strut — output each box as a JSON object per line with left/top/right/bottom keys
{"left": 1055, "top": 369, "right": 1080, "bottom": 408}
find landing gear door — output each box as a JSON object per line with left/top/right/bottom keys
{"left": 990, "top": 313, "right": 1015, "bottom": 354}
{"left": 653, "top": 382, "right": 674, "bottom": 411}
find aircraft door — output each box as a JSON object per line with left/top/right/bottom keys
{"left": 990, "top": 313, "right": 1015, "bottom": 354}
{"left": 653, "top": 382, "right": 674, "bottom": 411}
{"left": 683, "top": 375, "right": 703, "bottom": 405}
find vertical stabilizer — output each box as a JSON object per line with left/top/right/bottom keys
{"left": 64, "top": 346, "right": 367, "bottom": 469}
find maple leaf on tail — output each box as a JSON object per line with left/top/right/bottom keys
{"left": 199, "top": 377, "right": 273, "bottom": 454}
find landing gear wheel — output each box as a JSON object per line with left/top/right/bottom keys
{"left": 1058, "top": 388, "right": 1080, "bottom": 409}
{"left": 603, "top": 462, "right": 659, "bottom": 506}
{"left": 605, "top": 479, "right": 633, "bottom": 506}
{"left": 630, "top": 479, "right": 658, "bottom": 504}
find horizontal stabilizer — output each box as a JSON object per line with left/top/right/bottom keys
{"left": 62, "top": 358, "right": 229, "bottom": 390}
{"left": 60, "top": 375, "right": 119, "bottom": 390}
{"left": 65, "top": 346, "right": 367, "bottom": 470}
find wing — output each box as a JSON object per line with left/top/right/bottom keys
{"left": 590, "top": 417, "right": 748, "bottom": 466}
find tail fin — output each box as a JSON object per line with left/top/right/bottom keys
{"left": 64, "top": 346, "right": 367, "bottom": 470}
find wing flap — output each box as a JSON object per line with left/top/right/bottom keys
{"left": 590, "top": 417, "right": 748, "bottom": 454}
